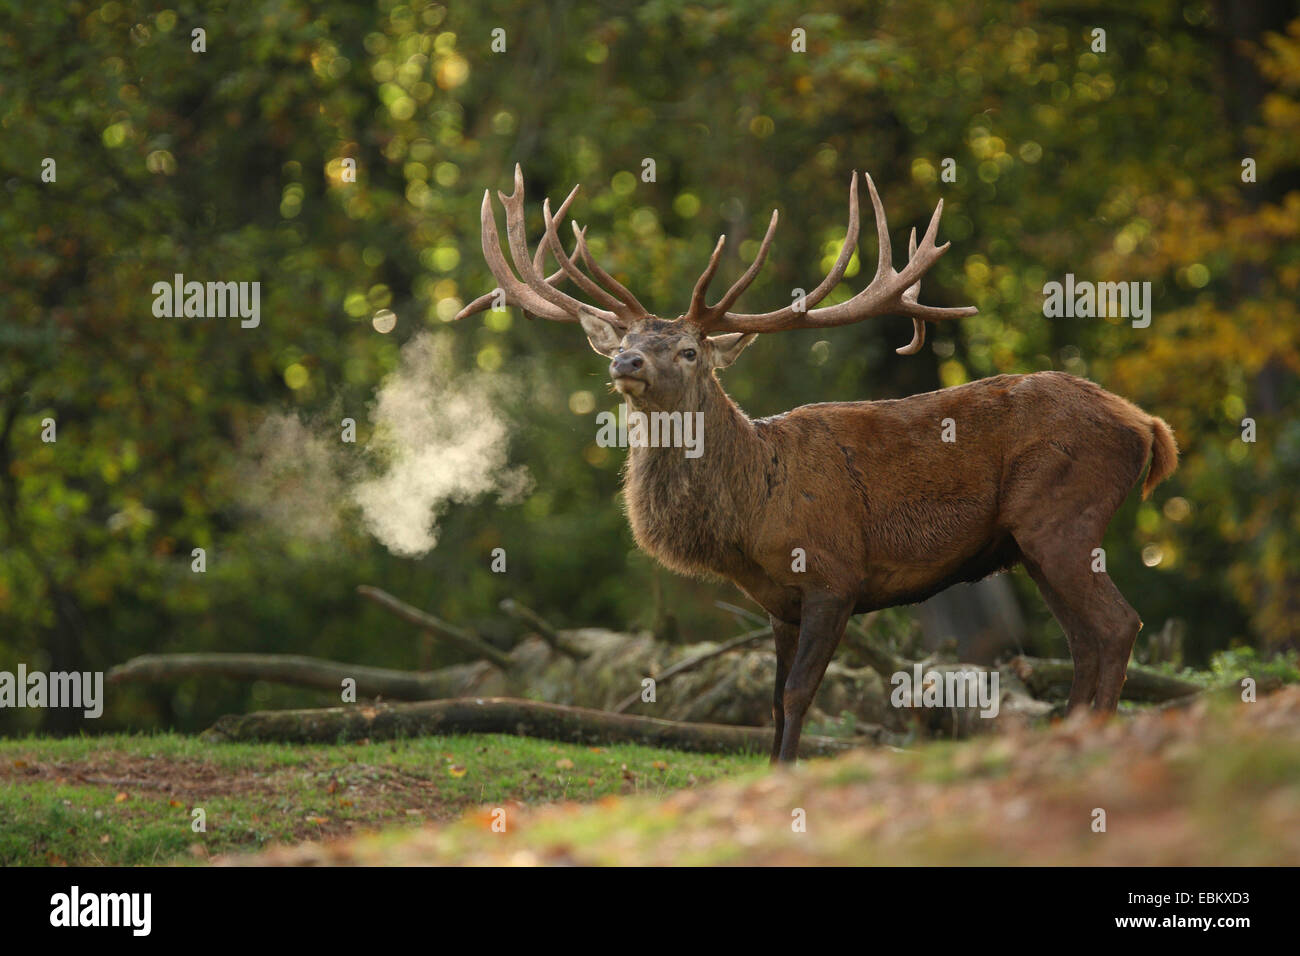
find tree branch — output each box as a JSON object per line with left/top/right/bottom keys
{"left": 356, "top": 585, "right": 513, "bottom": 670}
{"left": 498, "top": 598, "right": 580, "bottom": 659}
{"left": 612, "top": 626, "right": 772, "bottom": 713}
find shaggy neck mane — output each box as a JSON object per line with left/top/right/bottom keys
{"left": 621, "top": 373, "right": 766, "bottom": 578}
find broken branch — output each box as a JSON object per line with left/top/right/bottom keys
{"left": 612, "top": 626, "right": 772, "bottom": 713}
{"left": 357, "top": 585, "right": 513, "bottom": 670}
{"left": 498, "top": 598, "right": 581, "bottom": 659}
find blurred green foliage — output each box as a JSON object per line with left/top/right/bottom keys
{"left": 1, "top": 0, "right": 1297, "bottom": 732}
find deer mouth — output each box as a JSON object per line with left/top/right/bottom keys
{"left": 612, "top": 374, "right": 648, "bottom": 397}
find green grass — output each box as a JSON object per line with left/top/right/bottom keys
{"left": 0, "top": 732, "right": 762, "bottom": 865}
{"left": 14, "top": 690, "right": 1300, "bottom": 867}
{"left": 238, "top": 688, "right": 1300, "bottom": 866}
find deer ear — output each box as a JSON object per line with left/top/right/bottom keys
{"left": 708, "top": 332, "right": 757, "bottom": 368}
{"left": 578, "top": 307, "right": 623, "bottom": 357}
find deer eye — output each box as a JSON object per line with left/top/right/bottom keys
{"left": 680, "top": 348, "right": 697, "bottom": 361}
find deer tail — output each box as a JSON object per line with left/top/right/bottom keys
{"left": 1142, "top": 416, "right": 1179, "bottom": 499}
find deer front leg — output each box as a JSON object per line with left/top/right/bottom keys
{"left": 777, "top": 592, "right": 854, "bottom": 763}
{"left": 769, "top": 618, "right": 799, "bottom": 764}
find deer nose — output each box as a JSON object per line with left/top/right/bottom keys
{"left": 611, "top": 352, "right": 644, "bottom": 377}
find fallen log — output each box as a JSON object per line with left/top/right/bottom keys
{"left": 107, "top": 653, "right": 491, "bottom": 700}
{"left": 1008, "top": 656, "right": 1202, "bottom": 703}
{"left": 200, "top": 697, "right": 866, "bottom": 758}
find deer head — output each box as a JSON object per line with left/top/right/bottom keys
{"left": 457, "top": 165, "right": 977, "bottom": 412}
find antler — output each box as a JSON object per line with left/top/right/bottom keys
{"left": 455, "top": 164, "right": 648, "bottom": 327}
{"left": 685, "top": 171, "right": 976, "bottom": 355}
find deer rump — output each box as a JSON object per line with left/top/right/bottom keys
{"left": 629, "top": 370, "right": 1176, "bottom": 624}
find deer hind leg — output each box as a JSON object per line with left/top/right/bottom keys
{"left": 769, "top": 618, "right": 799, "bottom": 764}
{"left": 1091, "top": 575, "right": 1142, "bottom": 711}
{"left": 777, "top": 593, "right": 854, "bottom": 763}
{"left": 1020, "top": 534, "right": 1141, "bottom": 714}
{"left": 1024, "top": 560, "right": 1100, "bottom": 711}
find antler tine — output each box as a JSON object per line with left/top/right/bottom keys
{"left": 703, "top": 172, "right": 976, "bottom": 349}
{"left": 541, "top": 199, "right": 632, "bottom": 321}
{"left": 696, "top": 209, "right": 780, "bottom": 326}
{"left": 457, "top": 165, "right": 631, "bottom": 324}
{"left": 681, "top": 174, "right": 863, "bottom": 335}
{"left": 532, "top": 183, "right": 579, "bottom": 276}
{"left": 686, "top": 235, "right": 727, "bottom": 321}
{"left": 897, "top": 228, "right": 926, "bottom": 355}
{"left": 456, "top": 182, "right": 583, "bottom": 322}
{"left": 887, "top": 197, "right": 977, "bottom": 327}
{"left": 804, "top": 170, "right": 862, "bottom": 310}
{"left": 497, "top": 165, "right": 621, "bottom": 323}
{"left": 864, "top": 173, "right": 893, "bottom": 284}
{"left": 893, "top": 195, "right": 954, "bottom": 297}
{"left": 455, "top": 290, "right": 501, "bottom": 320}
{"left": 570, "top": 224, "right": 650, "bottom": 318}
{"left": 456, "top": 189, "right": 573, "bottom": 322}
{"left": 456, "top": 240, "right": 585, "bottom": 321}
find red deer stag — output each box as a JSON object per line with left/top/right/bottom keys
{"left": 459, "top": 165, "right": 1178, "bottom": 762}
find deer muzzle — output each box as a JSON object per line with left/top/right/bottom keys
{"left": 610, "top": 352, "right": 648, "bottom": 396}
